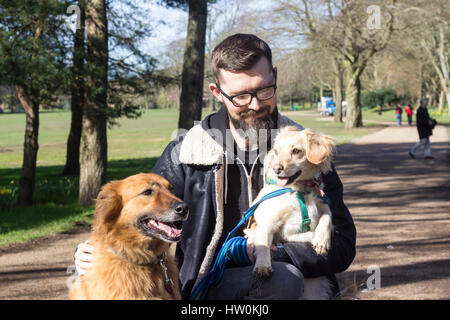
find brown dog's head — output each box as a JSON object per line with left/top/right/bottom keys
{"left": 265, "top": 126, "right": 335, "bottom": 185}
{"left": 92, "top": 173, "right": 188, "bottom": 264}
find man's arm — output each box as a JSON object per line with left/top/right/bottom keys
{"left": 283, "top": 164, "right": 356, "bottom": 277}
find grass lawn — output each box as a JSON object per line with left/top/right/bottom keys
{"left": 362, "top": 107, "right": 450, "bottom": 124}
{"left": 0, "top": 107, "right": 382, "bottom": 246}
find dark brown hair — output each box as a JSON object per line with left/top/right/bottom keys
{"left": 210, "top": 33, "right": 273, "bottom": 84}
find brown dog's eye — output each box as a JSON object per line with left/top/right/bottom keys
{"left": 141, "top": 188, "right": 154, "bottom": 196}
{"left": 292, "top": 148, "right": 302, "bottom": 155}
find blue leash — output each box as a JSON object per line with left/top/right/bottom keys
{"left": 190, "top": 187, "right": 296, "bottom": 300}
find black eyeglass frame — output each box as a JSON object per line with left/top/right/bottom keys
{"left": 215, "top": 72, "right": 278, "bottom": 108}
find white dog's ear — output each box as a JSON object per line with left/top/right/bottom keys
{"left": 280, "top": 125, "right": 300, "bottom": 134}
{"left": 305, "top": 129, "right": 335, "bottom": 165}
{"left": 263, "top": 149, "right": 275, "bottom": 182}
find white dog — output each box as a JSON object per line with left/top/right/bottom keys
{"left": 247, "top": 126, "right": 336, "bottom": 299}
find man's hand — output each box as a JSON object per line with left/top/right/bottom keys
{"left": 74, "top": 240, "right": 94, "bottom": 275}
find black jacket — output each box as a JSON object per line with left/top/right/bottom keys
{"left": 152, "top": 107, "right": 356, "bottom": 299}
{"left": 416, "top": 106, "right": 433, "bottom": 139}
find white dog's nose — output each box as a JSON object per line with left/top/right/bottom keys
{"left": 273, "top": 164, "right": 283, "bottom": 174}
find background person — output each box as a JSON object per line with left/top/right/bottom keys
{"left": 409, "top": 98, "right": 435, "bottom": 159}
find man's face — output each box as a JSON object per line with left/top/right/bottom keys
{"left": 209, "top": 57, "right": 277, "bottom": 131}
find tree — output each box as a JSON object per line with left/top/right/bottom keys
{"left": 273, "top": 0, "right": 395, "bottom": 128}
{"left": 63, "top": 0, "right": 86, "bottom": 176}
{"left": 160, "top": 0, "right": 215, "bottom": 130}
{"left": 79, "top": 0, "right": 108, "bottom": 206}
{"left": 417, "top": 2, "right": 450, "bottom": 115}
{"left": 0, "top": 0, "right": 70, "bottom": 205}
{"left": 178, "top": 0, "right": 208, "bottom": 129}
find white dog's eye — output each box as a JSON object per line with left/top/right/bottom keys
{"left": 292, "top": 148, "right": 302, "bottom": 155}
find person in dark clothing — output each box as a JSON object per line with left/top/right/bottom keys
{"left": 409, "top": 98, "right": 435, "bottom": 159}
{"left": 74, "top": 34, "right": 356, "bottom": 300}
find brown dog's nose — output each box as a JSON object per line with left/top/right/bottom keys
{"left": 273, "top": 164, "right": 283, "bottom": 174}
{"left": 173, "top": 202, "right": 189, "bottom": 218}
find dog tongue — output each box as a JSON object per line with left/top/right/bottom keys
{"left": 276, "top": 177, "right": 289, "bottom": 186}
{"left": 157, "top": 222, "right": 182, "bottom": 238}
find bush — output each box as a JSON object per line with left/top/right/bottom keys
{"left": 0, "top": 177, "right": 78, "bottom": 208}
{"left": 362, "top": 87, "right": 398, "bottom": 109}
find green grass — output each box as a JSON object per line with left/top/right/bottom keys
{"left": 362, "top": 107, "right": 450, "bottom": 124}
{"left": 0, "top": 107, "right": 383, "bottom": 247}
{"left": 285, "top": 109, "right": 382, "bottom": 144}
{"left": 0, "top": 109, "right": 179, "bottom": 168}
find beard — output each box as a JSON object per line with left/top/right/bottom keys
{"left": 228, "top": 105, "right": 275, "bottom": 150}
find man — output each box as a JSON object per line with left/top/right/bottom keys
{"left": 75, "top": 34, "right": 356, "bottom": 300}
{"left": 409, "top": 98, "right": 435, "bottom": 159}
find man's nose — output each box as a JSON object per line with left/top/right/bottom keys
{"left": 247, "top": 95, "right": 263, "bottom": 111}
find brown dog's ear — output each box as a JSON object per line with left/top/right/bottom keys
{"left": 305, "top": 129, "right": 335, "bottom": 165}
{"left": 92, "top": 181, "right": 123, "bottom": 236}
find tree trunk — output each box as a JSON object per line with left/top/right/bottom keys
{"left": 16, "top": 86, "right": 39, "bottom": 206}
{"left": 16, "top": 20, "right": 43, "bottom": 206}
{"left": 345, "top": 66, "right": 363, "bottom": 129}
{"left": 63, "top": 0, "right": 85, "bottom": 176}
{"left": 446, "top": 89, "right": 450, "bottom": 117}
{"left": 437, "top": 90, "right": 444, "bottom": 112}
{"left": 178, "top": 0, "right": 207, "bottom": 130}
{"left": 79, "top": 0, "right": 108, "bottom": 206}
{"left": 333, "top": 57, "right": 343, "bottom": 123}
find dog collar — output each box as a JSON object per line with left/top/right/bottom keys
{"left": 266, "top": 176, "right": 330, "bottom": 204}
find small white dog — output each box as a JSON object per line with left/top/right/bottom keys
{"left": 247, "top": 126, "right": 336, "bottom": 299}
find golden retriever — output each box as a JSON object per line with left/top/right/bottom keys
{"left": 69, "top": 173, "right": 188, "bottom": 300}
{"left": 247, "top": 126, "right": 335, "bottom": 299}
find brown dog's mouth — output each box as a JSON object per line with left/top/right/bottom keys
{"left": 138, "top": 216, "right": 183, "bottom": 242}
{"left": 275, "top": 170, "right": 302, "bottom": 186}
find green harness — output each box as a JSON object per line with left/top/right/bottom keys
{"left": 266, "top": 177, "right": 331, "bottom": 233}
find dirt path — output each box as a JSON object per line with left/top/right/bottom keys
{"left": 0, "top": 124, "right": 449, "bottom": 300}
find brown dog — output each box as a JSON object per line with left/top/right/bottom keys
{"left": 69, "top": 173, "right": 188, "bottom": 300}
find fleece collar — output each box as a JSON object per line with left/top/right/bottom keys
{"left": 179, "top": 106, "right": 302, "bottom": 166}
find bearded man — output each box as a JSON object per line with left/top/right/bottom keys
{"left": 75, "top": 34, "right": 356, "bottom": 300}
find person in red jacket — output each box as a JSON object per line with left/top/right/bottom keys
{"left": 404, "top": 103, "right": 414, "bottom": 126}
{"left": 395, "top": 104, "right": 403, "bottom": 126}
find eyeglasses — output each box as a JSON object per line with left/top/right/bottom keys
{"left": 216, "top": 82, "right": 277, "bottom": 108}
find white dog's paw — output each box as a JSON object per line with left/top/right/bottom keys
{"left": 312, "top": 236, "right": 331, "bottom": 256}
{"left": 253, "top": 262, "right": 273, "bottom": 277}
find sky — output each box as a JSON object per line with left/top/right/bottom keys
{"left": 140, "top": 0, "right": 276, "bottom": 59}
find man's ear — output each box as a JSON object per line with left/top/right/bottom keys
{"left": 209, "top": 83, "right": 224, "bottom": 103}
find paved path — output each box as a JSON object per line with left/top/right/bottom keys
{"left": 0, "top": 124, "right": 449, "bottom": 300}
{"left": 334, "top": 125, "right": 450, "bottom": 299}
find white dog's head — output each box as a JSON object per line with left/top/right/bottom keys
{"left": 265, "top": 126, "right": 335, "bottom": 186}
